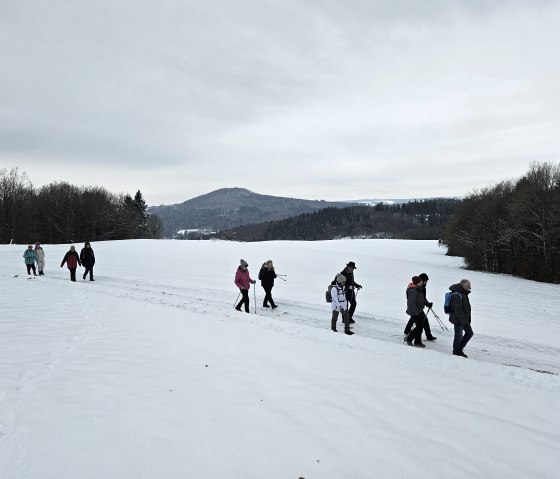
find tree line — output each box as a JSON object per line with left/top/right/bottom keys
{"left": 214, "top": 198, "right": 459, "bottom": 241}
{"left": 0, "top": 167, "right": 163, "bottom": 244}
{"left": 443, "top": 162, "right": 560, "bottom": 283}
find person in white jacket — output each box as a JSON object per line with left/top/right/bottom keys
{"left": 34, "top": 243, "right": 45, "bottom": 275}
{"left": 331, "top": 273, "right": 354, "bottom": 335}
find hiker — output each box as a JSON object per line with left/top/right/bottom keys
{"left": 405, "top": 276, "right": 427, "bottom": 347}
{"left": 331, "top": 273, "right": 354, "bottom": 335}
{"left": 259, "top": 260, "right": 277, "bottom": 309}
{"left": 23, "top": 245, "right": 38, "bottom": 276}
{"left": 80, "top": 242, "right": 96, "bottom": 281}
{"left": 234, "top": 259, "right": 256, "bottom": 313}
{"left": 34, "top": 243, "right": 45, "bottom": 275}
{"left": 404, "top": 272, "right": 436, "bottom": 341}
{"left": 448, "top": 279, "right": 473, "bottom": 358}
{"left": 60, "top": 245, "right": 82, "bottom": 282}
{"left": 334, "top": 261, "right": 362, "bottom": 324}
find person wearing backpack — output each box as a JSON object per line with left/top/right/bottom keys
{"left": 259, "top": 260, "right": 277, "bottom": 309}
{"left": 404, "top": 272, "right": 436, "bottom": 341}
{"left": 333, "top": 261, "right": 362, "bottom": 324}
{"left": 448, "top": 279, "right": 473, "bottom": 358}
{"left": 405, "top": 276, "right": 427, "bottom": 347}
{"left": 331, "top": 273, "right": 354, "bottom": 335}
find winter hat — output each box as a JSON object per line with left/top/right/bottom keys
{"left": 460, "top": 279, "right": 471, "bottom": 291}
{"left": 70, "top": 245, "right": 76, "bottom": 251}
{"left": 419, "top": 273, "right": 429, "bottom": 282}
{"left": 346, "top": 261, "right": 357, "bottom": 269}
{"left": 412, "top": 276, "right": 422, "bottom": 285}
{"left": 240, "top": 259, "right": 248, "bottom": 268}
{"left": 336, "top": 273, "right": 346, "bottom": 284}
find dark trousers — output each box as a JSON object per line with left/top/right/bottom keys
{"left": 26, "top": 264, "right": 37, "bottom": 275}
{"left": 69, "top": 268, "right": 77, "bottom": 282}
{"left": 83, "top": 266, "right": 94, "bottom": 280}
{"left": 236, "top": 289, "right": 250, "bottom": 312}
{"left": 453, "top": 323, "right": 474, "bottom": 353}
{"left": 346, "top": 290, "right": 357, "bottom": 318}
{"left": 406, "top": 314, "right": 425, "bottom": 343}
{"left": 331, "top": 309, "right": 350, "bottom": 331}
{"left": 262, "top": 286, "right": 275, "bottom": 307}
{"left": 404, "top": 315, "right": 433, "bottom": 338}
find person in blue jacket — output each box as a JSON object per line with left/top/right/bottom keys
{"left": 23, "top": 245, "right": 38, "bottom": 276}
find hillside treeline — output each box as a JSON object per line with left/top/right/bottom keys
{"left": 0, "top": 167, "right": 163, "bottom": 244}
{"left": 217, "top": 199, "right": 459, "bottom": 241}
{"left": 444, "top": 162, "right": 560, "bottom": 283}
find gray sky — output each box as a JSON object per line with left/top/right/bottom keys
{"left": 1, "top": 0, "right": 559, "bottom": 205}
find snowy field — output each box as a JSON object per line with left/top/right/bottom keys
{"left": 1, "top": 239, "right": 559, "bottom": 479}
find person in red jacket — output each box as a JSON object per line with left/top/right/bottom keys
{"left": 234, "top": 259, "right": 256, "bottom": 313}
{"left": 60, "top": 245, "right": 82, "bottom": 282}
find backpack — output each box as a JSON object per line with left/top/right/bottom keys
{"left": 325, "top": 284, "right": 335, "bottom": 303}
{"left": 444, "top": 291, "right": 461, "bottom": 314}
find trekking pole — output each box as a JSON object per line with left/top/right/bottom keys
{"left": 276, "top": 275, "right": 287, "bottom": 282}
{"left": 430, "top": 308, "right": 449, "bottom": 331}
{"left": 253, "top": 287, "right": 257, "bottom": 314}
{"left": 233, "top": 291, "right": 241, "bottom": 308}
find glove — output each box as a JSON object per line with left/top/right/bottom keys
{"left": 357, "top": 285, "right": 362, "bottom": 290}
{"left": 251, "top": 280, "right": 256, "bottom": 284}
{"left": 427, "top": 302, "right": 433, "bottom": 308}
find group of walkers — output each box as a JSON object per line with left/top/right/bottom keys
{"left": 404, "top": 274, "right": 473, "bottom": 357}
{"left": 233, "top": 258, "right": 474, "bottom": 358}
{"left": 234, "top": 259, "right": 281, "bottom": 313}
{"left": 22, "top": 242, "right": 96, "bottom": 282}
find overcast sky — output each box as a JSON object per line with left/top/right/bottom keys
{"left": 1, "top": 0, "right": 559, "bottom": 205}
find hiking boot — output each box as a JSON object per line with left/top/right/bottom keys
{"left": 405, "top": 339, "right": 413, "bottom": 346}
{"left": 348, "top": 318, "right": 356, "bottom": 324}
{"left": 331, "top": 327, "right": 338, "bottom": 332}
{"left": 453, "top": 350, "right": 468, "bottom": 358}
{"left": 426, "top": 335, "right": 437, "bottom": 341}
{"left": 271, "top": 305, "right": 278, "bottom": 309}
{"left": 344, "top": 329, "right": 354, "bottom": 335}
{"left": 235, "top": 306, "right": 242, "bottom": 311}
{"left": 83, "top": 272, "right": 87, "bottom": 279}
{"left": 414, "top": 341, "right": 426, "bottom": 348}
{"left": 262, "top": 304, "right": 270, "bottom": 308}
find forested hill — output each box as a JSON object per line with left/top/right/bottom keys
{"left": 216, "top": 199, "right": 459, "bottom": 241}
{"left": 149, "top": 188, "right": 353, "bottom": 236}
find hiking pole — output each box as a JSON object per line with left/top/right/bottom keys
{"left": 430, "top": 308, "right": 449, "bottom": 331}
{"left": 233, "top": 291, "right": 241, "bottom": 308}
{"left": 276, "top": 275, "right": 287, "bottom": 282}
{"left": 253, "top": 287, "right": 257, "bottom": 314}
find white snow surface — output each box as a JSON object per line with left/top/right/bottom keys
{"left": 1, "top": 239, "right": 559, "bottom": 479}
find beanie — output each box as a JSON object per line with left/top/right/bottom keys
{"left": 240, "top": 259, "right": 248, "bottom": 267}
{"left": 419, "top": 273, "right": 429, "bottom": 282}
{"left": 336, "top": 273, "right": 346, "bottom": 284}
{"left": 412, "top": 276, "right": 422, "bottom": 285}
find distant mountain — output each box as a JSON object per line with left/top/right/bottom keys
{"left": 149, "top": 188, "right": 354, "bottom": 236}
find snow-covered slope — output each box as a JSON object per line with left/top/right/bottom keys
{"left": 1, "top": 239, "right": 559, "bottom": 478}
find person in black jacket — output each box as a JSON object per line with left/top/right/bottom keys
{"left": 333, "top": 262, "right": 362, "bottom": 323}
{"left": 259, "top": 260, "right": 278, "bottom": 309}
{"left": 80, "top": 242, "right": 96, "bottom": 281}
{"left": 404, "top": 272, "right": 436, "bottom": 341}
{"left": 448, "top": 279, "right": 473, "bottom": 358}
{"left": 405, "top": 276, "right": 427, "bottom": 347}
